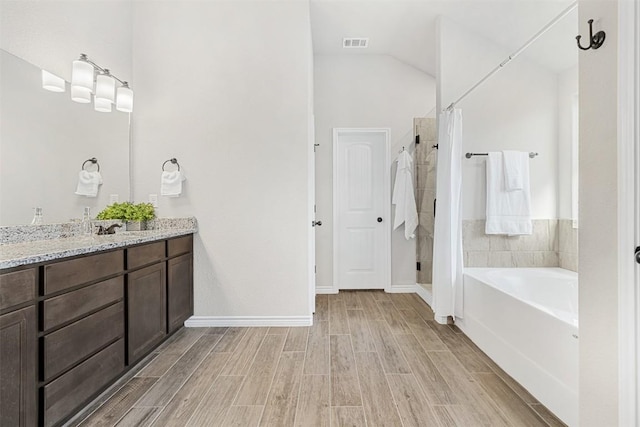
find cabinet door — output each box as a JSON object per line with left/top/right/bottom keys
{"left": 167, "top": 253, "right": 193, "bottom": 333}
{"left": 0, "top": 306, "right": 36, "bottom": 427}
{"left": 127, "top": 263, "right": 166, "bottom": 364}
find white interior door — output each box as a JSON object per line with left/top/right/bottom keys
{"left": 333, "top": 128, "right": 390, "bottom": 290}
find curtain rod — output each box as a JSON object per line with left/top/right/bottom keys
{"left": 444, "top": 0, "right": 578, "bottom": 112}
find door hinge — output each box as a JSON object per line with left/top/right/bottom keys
{"left": 415, "top": 134, "right": 420, "bottom": 145}
{"left": 416, "top": 262, "right": 421, "bottom": 271}
{"left": 315, "top": 265, "right": 317, "bottom": 273}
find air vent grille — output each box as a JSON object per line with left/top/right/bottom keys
{"left": 342, "top": 38, "right": 369, "bottom": 49}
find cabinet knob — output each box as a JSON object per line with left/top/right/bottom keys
{"left": 377, "top": 217, "right": 383, "bottom": 223}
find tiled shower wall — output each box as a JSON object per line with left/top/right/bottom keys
{"left": 462, "top": 219, "right": 578, "bottom": 272}
{"left": 415, "top": 117, "right": 437, "bottom": 284}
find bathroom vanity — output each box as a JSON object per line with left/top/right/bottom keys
{"left": 0, "top": 229, "right": 194, "bottom": 427}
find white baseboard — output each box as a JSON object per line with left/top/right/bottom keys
{"left": 185, "top": 315, "right": 313, "bottom": 327}
{"left": 387, "top": 283, "right": 418, "bottom": 293}
{"left": 315, "top": 286, "right": 338, "bottom": 294}
{"left": 415, "top": 283, "right": 433, "bottom": 307}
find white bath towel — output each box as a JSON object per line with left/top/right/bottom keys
{"left": 75, "top": 170, "right": 103, "bottom": 197}
{"left": 392, "top": 150, "right": 418, "bottom": 239}
{"left": 161, "top": 170, "right": 186, "bottom": 197}
{"left": 485, "top": 152, "right": 532, "bottom": 235}
{"left": 502, "top": 150, "right": 527, "bottom": 191}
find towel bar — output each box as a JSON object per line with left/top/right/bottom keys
{"left": 162, "top": 158, "right": 181, "bottom": 171}
{"left": 81, "top": 157, "right": 100, "bottom": 172}
{"left": 465, "top": 152, "right": 538, "bottom": 159}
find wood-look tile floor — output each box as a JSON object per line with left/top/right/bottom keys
{"left": 72, "top": 291, "right": 566, "bottom": 427}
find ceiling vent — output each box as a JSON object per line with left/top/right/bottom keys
{"left": 342, "top": 38, "right": 369, "bottom": 49}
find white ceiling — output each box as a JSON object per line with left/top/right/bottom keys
{"left": 310, "top": 0, "right": 578, "bottom": 76}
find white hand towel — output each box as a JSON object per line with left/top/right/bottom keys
{"left": 485, "top": 152, "right": 532, "bottom": 235}
{"left": 75, "top": 170, "right": 103, "bottom": 197}
{"left": 392, "top": 150, "right": 418, "bottom": 239}
{"left": 502, "top": 150, "right": 527, "bottom": 191}
{"left": 161, "top": 170, "right": 186, "bottom": 197}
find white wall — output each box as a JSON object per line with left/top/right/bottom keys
{"left": 437, "top": 18, "right": 559, "bottom": 220}
{"left": 558, "top": 66, "right": 578, "bottom": 220}
{"left": 578, "top": 0, "right": 619, "bottom": 424}
{"left": 131, "top": 1, "right": 312, "bottom": 319}
{"left": 313, "top": 54, "right": 436, "bottom": 291}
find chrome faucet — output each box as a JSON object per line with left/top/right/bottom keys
{"left": 96, "top": 224, "right": 122, "bottom": 235}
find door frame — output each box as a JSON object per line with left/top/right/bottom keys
{"left": 618, "top": 0, "right": 639, "bottom": 424}
{"left": 332, "top": 128, "right": 391, "bottom": 294}
{"left": 308, "top": 114, "right": 316, "bottom": 316}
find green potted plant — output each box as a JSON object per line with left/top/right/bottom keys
{"left": 96, "top": 202, "right": 156, "bottom": 231}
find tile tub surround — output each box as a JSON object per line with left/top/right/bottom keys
{"left": 558, "top": 219, "right": 578, "bottom": 272}
{"left": 0, "top": 217, "right": 197, "bottom": 269}
{"left": 463, "top": 219, "right": 561, "bottom": 268}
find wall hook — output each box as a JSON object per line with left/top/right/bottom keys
{"left": 576, "top": 19, "right": 606, "bottom": 50}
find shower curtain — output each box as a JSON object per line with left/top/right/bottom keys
{"left": 432, "top": 108, "right": 464, "bottom": 322}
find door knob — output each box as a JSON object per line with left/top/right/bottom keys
{"left": 312, "top": 221, "right": 322, "bottom": 227}
{"left": 377, "top": 217, "right": 383, "bottom": 223}
{"left": 635, "top": 246, "right": 640, "bottom": 264}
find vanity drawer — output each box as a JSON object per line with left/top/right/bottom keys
{"left": 43, "top": 302, "right": 124, "bottom": 381}
{"left": 0, "top": 268, "right": 36, "bottom": 311}
{"left": 42, "top": 276, "right": 123, "bottom": 331}
{"left": 168, "top": 234, "right": 193, "bottom": 257}
{"left": 44, "top": 250, "right": 124, "bottom": 295}
{"left": 127, "top": 241, "right": 165, "bottom": 270}
{"left": 43, "top": 338, "right": 124, "bottom": 427}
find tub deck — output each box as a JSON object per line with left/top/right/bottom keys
{"left": 458, "top": 267, "right": 578, "bottom": 426}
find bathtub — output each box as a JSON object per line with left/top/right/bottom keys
{"left": 456, "top": 267, "right": 578, "bottom": 426}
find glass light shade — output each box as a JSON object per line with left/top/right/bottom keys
{"left": 116, "top": 85, "right": 133, "bottom": 112}
{"left": 95, "top": 74, "right": 115, "bottom": 103}
{"left": 71, "top": 85, "right": 92, "bottom": 103}
{"left": 42, "top": 70, "right": 65, "bottom": 92}
{"left": 94, "top": 97, "right": 112, "bottom": 112}
{"left": 71, "top": 59, "right": 94, "bottom": 92}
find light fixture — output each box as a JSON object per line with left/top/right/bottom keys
{"left": 42, "top": 70, "right": 65, "bottom": 92}
{"left": 94, "top": 97, "right": 112, "bottom": 113}
{"left": 116, "top": 82, "right": 133, "bottom": 112}
{"left": 95, "top": 70, "right": 115, "bottom": 104}
{"left": 71, "top": 54, "right": 94, "bottom": 93}
{"left": 64, "top": 53, "right": 133, "bottom": 112}
{"left": 71, "top": 85, "right": 92, "bottom": 103}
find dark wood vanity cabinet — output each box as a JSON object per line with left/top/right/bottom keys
{"left": 127, "top": 262, "right": 167, "bottom": 363}
{"left": 167, "top": 235, "right": 193, "bottom": 333}
{"left": 0, "top": 306, "right": 37, "bottom": 427}
{"left": 0, "top": 268, "right": 37, "bottom": 427}
{"left": 0, "top": 233, "right": 194, "bottom": 427}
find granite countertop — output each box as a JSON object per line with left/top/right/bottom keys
{"left": 0, "top": 228, "right": 196, "bottom": 270}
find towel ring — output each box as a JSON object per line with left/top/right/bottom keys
{"left": 81, "top": 157, "right": 100, "bottom": 172}
{"left": 162, "top": 158, "right": 181, "bottom": 171}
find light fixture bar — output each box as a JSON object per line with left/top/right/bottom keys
{"left": 79, "top": 54, "right": 129, "bottom": 87}
{"left": 72, "top": 53, "right": 133, "bottom": 113}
